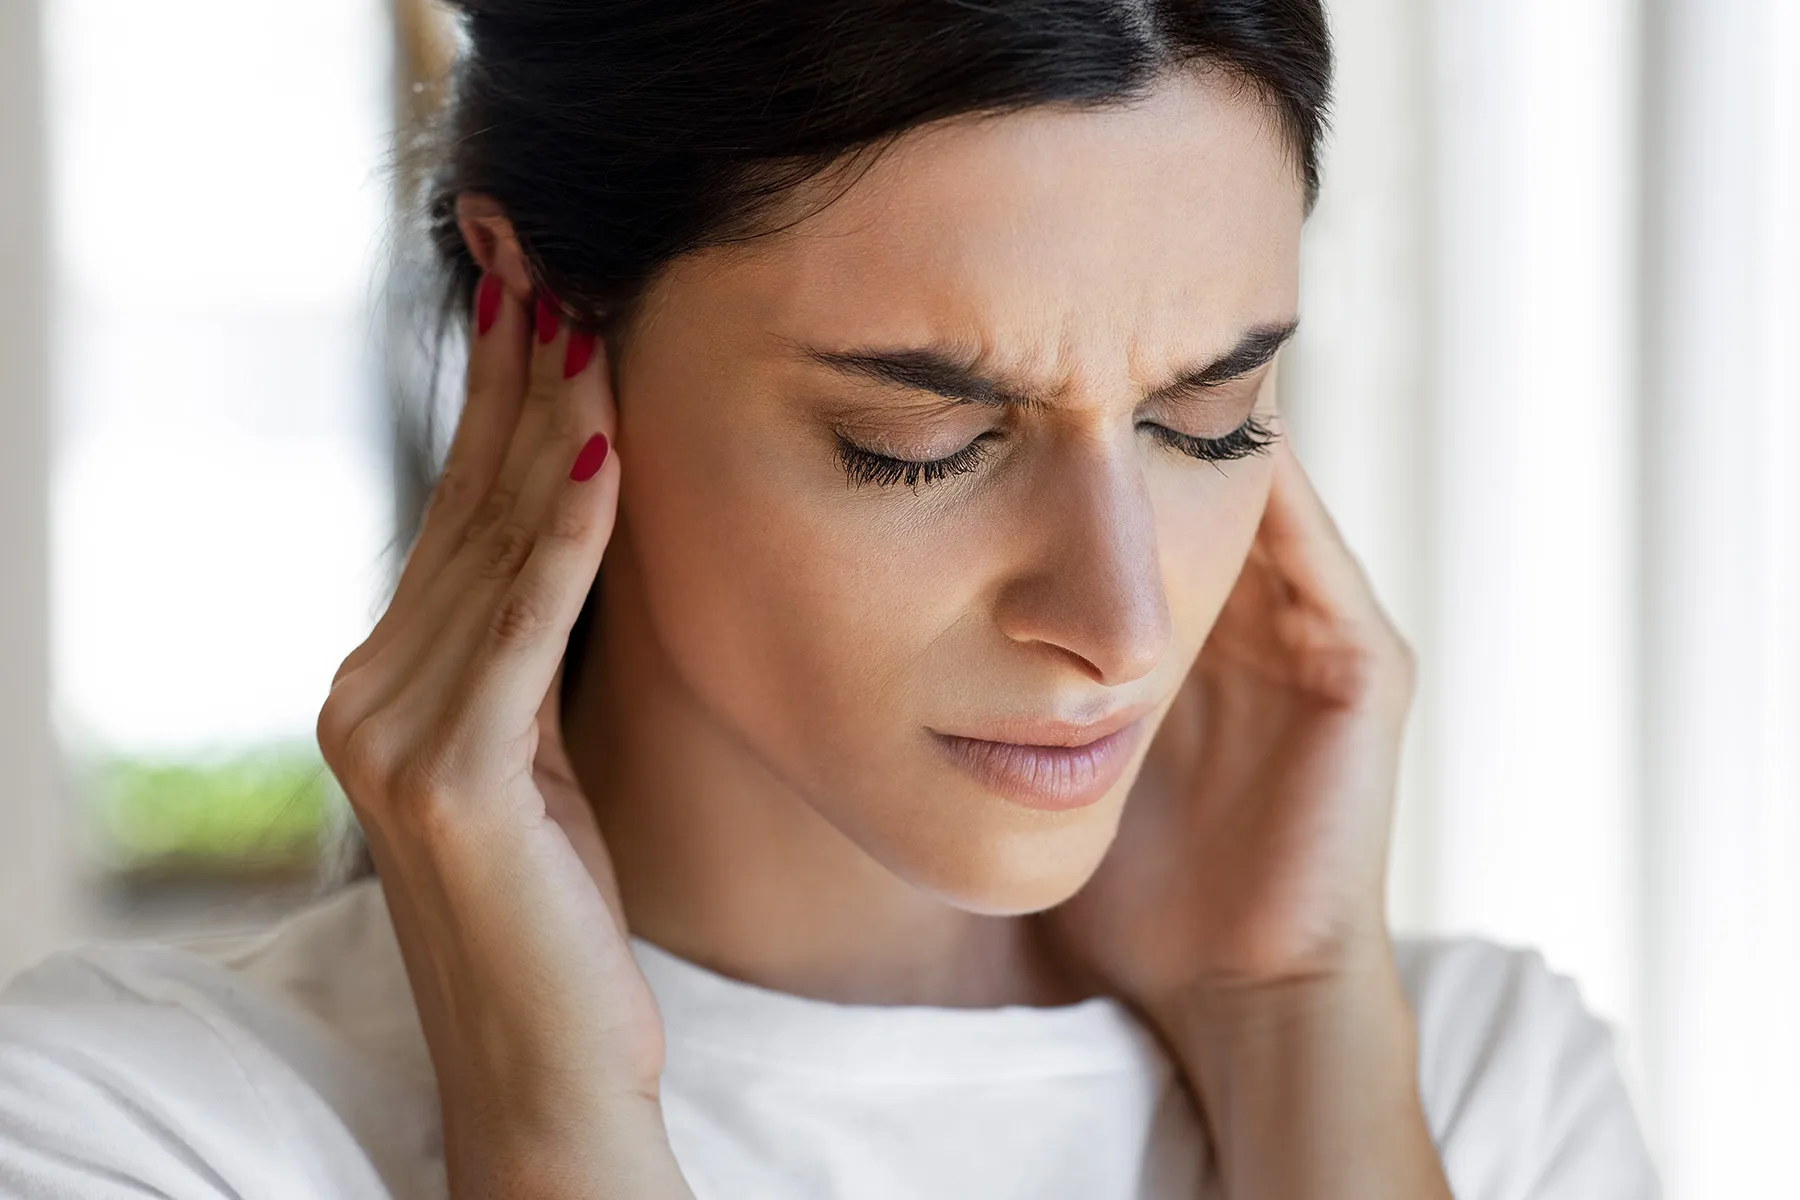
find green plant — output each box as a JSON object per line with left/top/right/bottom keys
{"left": 84, "top": 743, "right": 338, "bottom": 873}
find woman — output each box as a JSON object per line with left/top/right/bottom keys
{"left": 0, "top": 1, "right": 1659, "bottom": 1197}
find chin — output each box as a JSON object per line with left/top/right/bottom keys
{"left": 882, "top": 799, "right": 1122, "bottom": 918}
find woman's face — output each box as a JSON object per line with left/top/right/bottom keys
{"left": 607, "top": 71, "right": 1304, "bottom": 916}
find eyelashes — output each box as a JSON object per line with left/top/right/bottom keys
{"left": 1141, "top": 413, "right": 1280, "bottom": 468}
{"left": 835, "top": 432, "right": 998, "bottom": 491}
{"left": 835, "top": 413, "right": 1281, "bottom": 492}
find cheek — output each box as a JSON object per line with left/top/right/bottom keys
{"left": 618, "top": 393, "right": 1277, "bottom": 912}
{"left": 617, "top": 382, "right": 963, "bottom": 786}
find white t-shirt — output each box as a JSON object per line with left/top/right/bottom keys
{"left": 0, "top": 876, "right": 1660, "bottom": 1199}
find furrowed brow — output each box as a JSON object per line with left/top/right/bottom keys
{"left": 1146, "top": 320, "right": 1300, "bottom": 401}
{"left": 801, "top": 318, "right": 1299, "bottom": 409}
{"left": 803, "top": 346, "right": 1050, "bottom": 411}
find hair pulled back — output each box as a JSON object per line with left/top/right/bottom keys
{"left": 331, "top": 0, "right": 1331, "bottom": 889}
{"left": 425, "top": 0, "right": 1332, "bottom": 339}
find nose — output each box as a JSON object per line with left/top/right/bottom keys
{"left": 990, "top": 434, "right": 1172, "bottom": 686}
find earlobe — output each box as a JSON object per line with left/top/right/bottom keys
{"left": 455, "top": 192, "right": 535, "bottom": 298}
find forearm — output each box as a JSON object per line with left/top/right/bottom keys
{"left": 1153, "top": 946, "right": 1453, "bottom": 1200}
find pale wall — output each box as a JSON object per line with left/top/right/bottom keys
{"left": 0, "top": 0, "right": 75, "bottom": 982}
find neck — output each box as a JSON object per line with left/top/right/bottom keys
{"left": 560, "top": 546, "right": 1094, "bottom": 1010}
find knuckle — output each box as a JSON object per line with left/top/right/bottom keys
{"left": 1348, "top": 624, "right": 1417, "bottom": 710}
{"left": 334, "top": 718, "right": 462, "bottom": 834}
{"left": 386, "top": 746, "right": 461, "bottom": 832}
{"left": 335, "top": 715, "right": 399, "bottom": 799}
{"left": 544, "top": 493, "right": 598, "bottom": 545}
{"left": 315, "top": 694, "right": 355, "bottom": 765}
{"left": 464, "top": 488, "right": 517, "bottom": 541}
{"left": 524, "top": 373, "right": 561, "bottom": 412}
{"left": 478, "top": 522, "right": 537, "bottom": 580}
{"left": 329, "top": 645, "right": 369, "bottom": 689}
{"left": 548, "top": 399, "right": 592, "bottom": 447}
{"left": 488, "top": 583, "right": 553, "bottom": 646}
{"left": 315, "top": 684, "right": 486, "bottom": 848}
{"left": 427, "top": 465, "right": 477, "bottom": 522}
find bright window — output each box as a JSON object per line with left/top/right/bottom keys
{"left": 45, "top": 0, "right": 394, "bottom": 880}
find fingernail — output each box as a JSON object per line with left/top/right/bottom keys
{"left": 535, "top": 294, "right": 559, "bottom": 345}
{"left": 570, "top": 433, "right": 610, "bottom": 482}
{"left": 475, "top": 273, "right": 502, "bottom": 337}
{"left": 563, "top": 332, "right": 596, "bottom": 380}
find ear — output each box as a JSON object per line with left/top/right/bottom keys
{"left": 455, "top": 192, "right": 535, "bottom": 298}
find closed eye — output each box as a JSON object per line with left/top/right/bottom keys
{"left": 1141, "top": 412, "right": 1280, "bottom": 467}
{"left": 834, "top": 432, "right": 999, "bottom": 492}
{"left": 834, "top": 411, "right": 1279, "bottom": 493}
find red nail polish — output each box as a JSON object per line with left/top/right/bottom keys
{"left": 475, "top": 274, "right": 502, "bottom": 337}
{"left": 535, "top": 295, "right": 559, "bottom": 345}
{"left": 570, "top": 433, "right": 610, "bottom": 482}
{"left": 563, "top": 332, "right": 596, "bottom": 379}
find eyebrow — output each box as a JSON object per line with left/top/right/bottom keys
{"left": 801, "top": 319, "right": 1300, "bottom": 410}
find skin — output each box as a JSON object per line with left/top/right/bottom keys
{"left": 330, "top": 67, "right": 1451, "bottom": 1197}
{"left": 569, "top": 71, "right": 1298, "bottom": 1006}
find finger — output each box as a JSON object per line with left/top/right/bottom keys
{"left": 345, "top": 288, "right": 596, "bottom": 681}
{"left": 411, "top": 327, "right": 612, "bottom": 690}
{"left": 506, "top": 321, "right": 615, "bottom": 545}
{"left": 339, "top": 298, "right": 609, "bottom": 735}
{"left": 340, "top": 340, "right": 616, "bottom": 747}
{"left": 444, "top": 431, "right": 619, "bottom": 763}
{"left": 399, "top": 273, "right": 534, "bottom": 591}
{"left": 476, "top": 292, "right": 590, "bottom": 539}
{"left": 1254, "top": 437, "right": 1386, "bottom": 626}
{"left": 1252, "top": 440, "right": 1416, "bottom": 708}
{"left": 338, "top": 274, "right": 532, "bottom": 686}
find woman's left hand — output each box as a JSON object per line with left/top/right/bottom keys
{"left": 1041, "top": 432, "right": 1417, "bottom": 1015}
{"left": 1042, "top": 434, "right": 1452, "bottom": 1196}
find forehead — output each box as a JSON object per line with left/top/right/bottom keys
{"left": 652, "top": 71, "right": 1304, "bottom": 381}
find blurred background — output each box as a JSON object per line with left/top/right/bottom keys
{"left": 0, "top": 1, "right": 1792, "bottom": 1196}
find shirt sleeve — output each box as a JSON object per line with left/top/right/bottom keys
{"left": 0, "top": 949, "right": 316, "bottom": 1200}
{"left": 1399, "top": 937, "right": 1663, "bottom": 1200}
{"left": 0, "top": 934, "right": 443, "bottom": 1200}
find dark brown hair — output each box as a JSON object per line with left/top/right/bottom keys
{"left": 329, "top": 0, "right": 1333, "bottom": 888}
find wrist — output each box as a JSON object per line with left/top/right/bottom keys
{"left": 1149, "top": 939, "right": 1450, "bottom": 1200}
{"left": 447, "top": 1091, "right": 694, "bottom": 1200}
{"left": 1153, "top": 931, "right": 1412, "bottom": 1088}
{"left": 1141, "top": 919, "right": 1398, "bottom": 1038}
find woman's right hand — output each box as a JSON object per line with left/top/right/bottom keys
{"left": 316, "top": 275, "right": 692, "bottom": 1200}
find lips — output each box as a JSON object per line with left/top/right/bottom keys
{"left": 929, "top": 702, "right": 1156, "bottom": 811}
